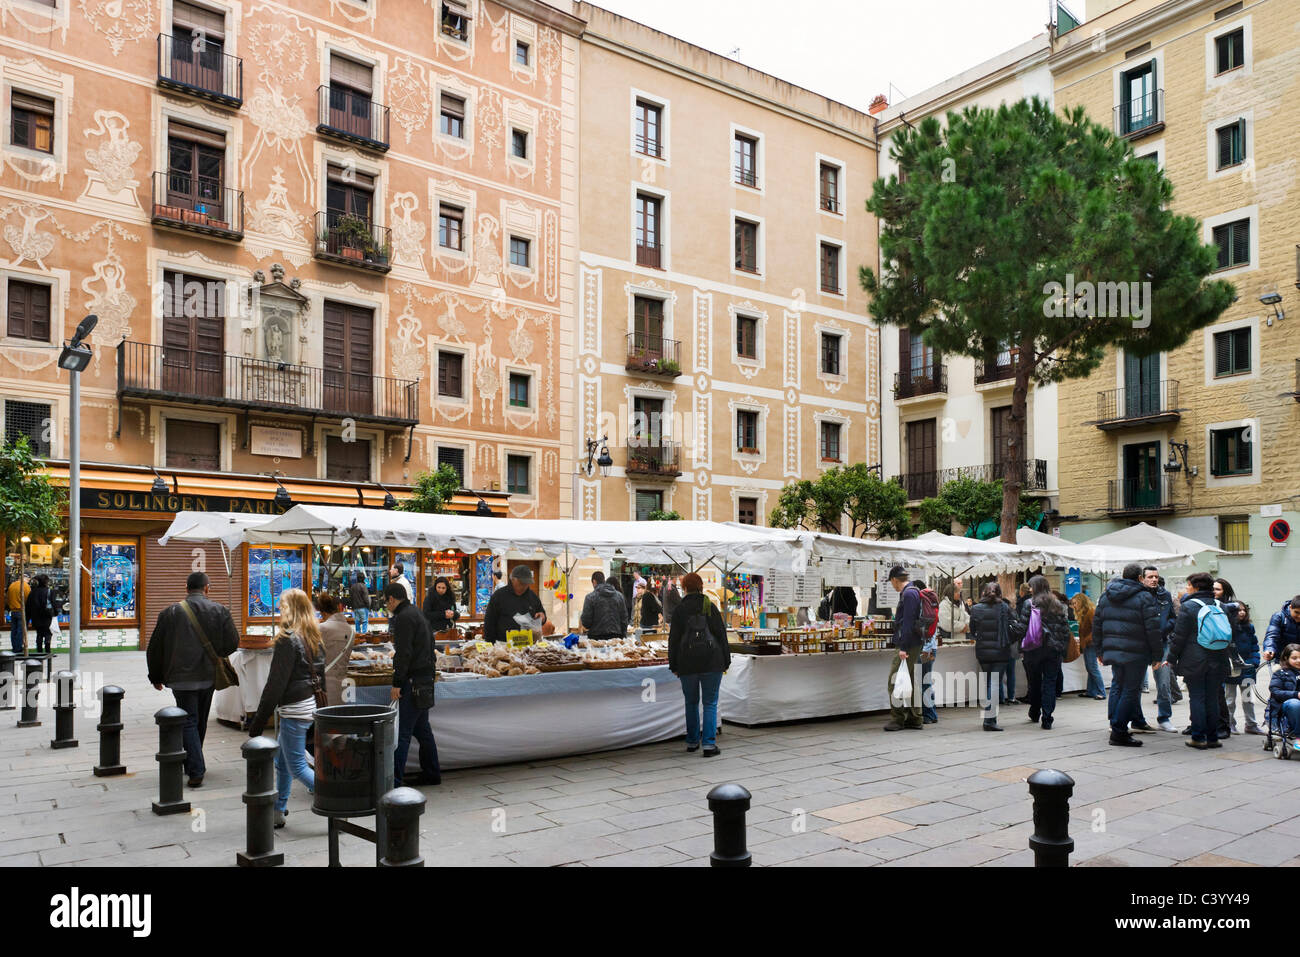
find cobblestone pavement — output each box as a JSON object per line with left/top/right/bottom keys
{"left": 3, "top": 652, "right": 1298, "bottom": 867}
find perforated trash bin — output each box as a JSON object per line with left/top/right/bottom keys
{"left": 312, "top": 704, "right": 396, "bottom": 819}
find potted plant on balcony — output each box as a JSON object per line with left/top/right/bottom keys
{"left": 655, "top": 357, "right": 680, "bottom": 376}
{"left": 366, "top": 240, "right": 391, "bottom": 267}
{"left": 331, "top": 214, "right": 373, "bottom": 261}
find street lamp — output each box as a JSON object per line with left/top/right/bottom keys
{"left": 270, "top": 471, "right": 293, "bottom": 508}
{"left": 59, "top": 315, "right": 97, "bottom": 673}
{"left": 583, "top": 435, "right": 614, "bottom": 477}
{"left": 374, "top": 483, "right": 398, "bottom": 509}
{"left": 1163, "top": 440, "right": 1194, "bottom": 480}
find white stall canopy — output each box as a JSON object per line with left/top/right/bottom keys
{"left": 158, "top": 511, "right": 276, "bottom": 551}
{"left": 1015, "top": 525, "right": 1190, "bottom": 573}
{"left": 1079, "top": 522, "right": 1225, "bottom": 562}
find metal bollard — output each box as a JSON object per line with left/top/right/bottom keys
{"left": 237, "top": 737, "right": 283, "bottom": 868}
{"left": 1028, "top": 768, "right": 1075, "bottom": 867}
{"left": 707, "top": 783, "right": 753, "bottom": 867}
{"left": 93, "top": 686, "right": 127, "bottom": 776}
{"left": 152, "top": 706, "right": 191, "bottom": 816}
{"left": 0, "top": 651, "right": 16, "bottom": 710}
{"left": 378, "top": 787, "right": 427, "bottom": 867}
{"left": 17, "top": 659, "right": 42, "bottom": 728}
{"left": 50, "top": 670, "right": 78, "bottom": 749}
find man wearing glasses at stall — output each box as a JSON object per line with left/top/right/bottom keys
{"left": 483, "top": 565, "right": 546, "bottom": 644}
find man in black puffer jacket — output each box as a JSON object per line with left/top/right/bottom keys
{"left": 387, "top": 583, "right": 440, "bottom": 787}
{"left": 1093, "top": 563, "right": 1163, "bottom": 747}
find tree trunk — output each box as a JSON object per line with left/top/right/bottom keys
{"left": 998, "top": 339, "right": 1033, "bottom": 599}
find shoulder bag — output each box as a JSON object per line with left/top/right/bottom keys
{"left": 180, "top": 600, "right": 239, "bottom": 691}
{"left": 292, "top": 633, "right": 329, "bottom": 709}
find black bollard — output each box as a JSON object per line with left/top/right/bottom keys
{"left": 378, "top": 788, "right": 427, "bottom": 867}
{"left": 0, "top": 651, "right": 16, "bottom": 711}
{"left": 707, "top": 783, "right": 753, "bottom": 867}
{"left": 93, "top": 686, "right": 126, "bottom": 776}
{"left": 50, "top": 670, "right": 78, "bottom": 749}
{"left": 17, "top": 659, "right": 42, "bottom": 728}
{"left": 237, "top": 737, "right": 283, "bottom": 867}
{"left": 1028, "top": 768, "right": 1075, "bottom": 867}
{"left": 152, "top": 706, "right": 191, "bottom": 816}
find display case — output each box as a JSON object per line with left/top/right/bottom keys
{"left": 87, "top": 537, "right": 141, "bottom": 626}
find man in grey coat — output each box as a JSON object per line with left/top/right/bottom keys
{"left": 580, "top": 571, "right": 629, "bottom": 639}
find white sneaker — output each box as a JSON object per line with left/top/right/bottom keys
{"left": 1158, "top": 720, "right": 1176, "bottom": 732}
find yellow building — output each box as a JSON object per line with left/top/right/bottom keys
{"left": 1051, "top": 0, "right": 1300, "bottom": 610}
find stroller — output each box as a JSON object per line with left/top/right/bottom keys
{"left": 1254, "top": 660, "right": 1300, "bottom": 760}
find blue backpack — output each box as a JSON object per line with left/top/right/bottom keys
{"left": 1188, "top": 598, "right": 1233, "bottom": 651}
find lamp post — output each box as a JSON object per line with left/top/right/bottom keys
{"left": 59, "top": 315, "right": 97, "bottom": 675}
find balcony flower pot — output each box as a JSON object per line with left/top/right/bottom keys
{"left": 655, "top": 358, "right": 681, "bottom": 376}
{"left": 341, "top": 246, "right": 364, "bottom": 261}
{"left": 182, "top": 209, "right": 209, "bottom": 226}
{"left": 153, "top": 203, "right": 181, "bottom": 221}
{"left": 208, "top": 220, "right": 230, "bottom": 232}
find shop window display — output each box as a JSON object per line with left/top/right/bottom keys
{"left": 89, "top": 540, "right": 139, "bottom": 622}
{"left": 247, "top": 546, "right": 304, "bottom": 619}
{"left": 4, "top": 537, "right": 70, "bottom": 625}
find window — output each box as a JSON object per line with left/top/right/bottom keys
{"left": 325, "top": 162, "right": 373, "bottom": 222}
{"left": 508, "top": 372, "right": 530, "bottom": 408}
{"left": 168, "top": 1, "right": 227, "bottom": 96}
{"left": 437, "top": 446, "right": 465, "bottom": 486}
{"left": 166, "top": 419, "right": 221, "bottom": 470}
{"left": 1215, "top": 119, "right": 1246, "bottom": 169}
{"left": 1219, "top": 515, "right": 1250, "bottom": 553}
{"left": 1212, "top": 218, "right": 1250, "bottom": 270}
{"left": 633, "top": 296, "right": 664, "bottom": 345}
{"left": 439, "top": 93, "right": 465, "bottom": 139}
{"left": 635, "top": 193, "right": 661, "bottom": 267}
{"left": 1215, "top": 28, "right": 1244, "bottom": 75}
{"left": 736, "top": 410, "right": 760, "bottom": 452}
{"left": 733, "top": 133, "right": 757, "bottom": 187}
{"left": 438, "top": 203, "right": 464, "bottom": 251}
{"left": 1210, "top": 426, "right": 1252, "bottom": 477}
{"left": 734, "top": 219, "right": 758, "bottom": 273}
{"left": 820, "top": 242, "right": 841, "bottom": 293}
{"left": 3, "top": 399, "right": 51, "bottom": 457}
{"left": 819, "top": 163, "right": 841, "bottom": 212}
{"left": 6, "top": 279, "right": 51, "bottom": 343}
{"left": 635, "top": 489, "right": 663, "bottom": 522}
{"left": 506, "top": 454, "right": 530, "bottom": 495}
{"left": 441, "top": 0, "right": 470, "bottom": 42}
{"left": 437, "top": 351, "right": 464, "bottom": 398}
{"left": 737, "top": 497, "right": 758, "bottom": 526}
{"left": 167, "top": 121, "right": 226, "bottom": 216}
{"left": 509, "top": 236, "right": 530, "bottom": 268}
{"left": 820, "top": 332, "right": 842, "bottom": 376}
{"left": 990, "top": 406, "right": 1016, "bottom": 468}
{"left": 1119, "top": 60, "right": 1158, "bottom": 135}
{"left": 735, "top": 315, "right": 758, "bottom": 360}
{"left": 326, "top": 434, "right": 371, "bottom": 483}
{"left": 820, "top": 422, "right": 842, "bottom": 462}
{"left": 634, "top": 99, "right": 661, "bottom": 157}
{"left": 327, "top": 54, "right": 375, "bottom": 140}
{"left": 10, "top": 92, "right": 54, "bottom": 153}
{"left": 1213, "top": 327, "right": 1251, "bottom": 377}
{"left": 515, "top": 40, "right": 530, "bottom": 66}
{"left": 510, "top": 128, "right": 528, "bottom": 159}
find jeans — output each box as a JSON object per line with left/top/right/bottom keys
{"left": 680, "top": 671, "right": 723, "bottom": 748}
{"left": 1002, "top": 661, "right": 1017, "bottom": 702}
{"left": 1187, "top": 672, "right": 1224, "bottom": 743}
{"left": 354, "top": 607, "right": 369, "bottom": 634}
{"left": 1224, "top": 681, "right": 1258, "bottom": 728}
{"left": 921, "top": 655, "right": 937, "bottom": 722}
{"left": 8, "top": 613, "right": 24, "bottom": 653}
{"left": 1082, "top": 644, "right": 1106, "bottom": 697}
{"left": 1108, "top": 662, "right": 1145, "bottom": 735}
{"left": 1279, "top": 698, "right": 1300, "bottom": 738}
{"left": 1026, "top": 653, "right": 1060, "bottom": 723}
{"left": 172, "top": 686, "right": 214, "bottom": 779}
{"left": 1154, "top": 662, "right": 1173, "bottom": 723}
{"left": 982, "top": 667, "right": 1004, "bottom": 721}
{"left": 274, "top": 715, "right": 315, "bottom": 814}
{"left": 393, "top": 680, "right": 440, "bottom": 786}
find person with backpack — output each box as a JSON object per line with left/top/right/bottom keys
{"left": 970, "top": 582, "right": 1013, "bottom": 731}
{"left": 1010, "top": 575, "right": 1071, "bottom": 730}
{"left": 918, "top": 580, "right": 943, "bottom": 723}
{"left": 1094, "top": 564, "right": 1163, "bottom": 746}
{"left": 1224, "top": 601, "right": 1262, "bottom": 735}
{"left": 883, "top": 565, "right": 928, "bottom": 731}
{"left": 1168, "top": 572, "right": 1233, "bottom": 749}
{"left": 668, "top": 572, "right": 729, "bottom": 756}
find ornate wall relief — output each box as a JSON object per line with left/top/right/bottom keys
{"left": 726, "top": 396, "right": 770, "bottom": 475}
{"left": 580, "top": 266, "right": 602, "bottom": 356}
{"left": 389, "top": 192, "right": 428, "bottom": 275}
{"left": 537, "top": 26, "right": 561, "bottom": 101}
{"left": 477, "top": 88, "right": 504, "bottom": 170}
{"left": 3, "top": 203, "right": 55, "bottom": 269}
{"left": 388, "top": 57, "right": 430, "bottom": 145}
{"left": 246, "top": 167, "right": 307, "bottom": 245}
{"left": 470, "top": 212, "right": 503, "bottom": 296}
{"left": 783, "top": 309, "right": 802, "bottom": 389}
{"left": 693, "top": 291, "right": 712, "bottom": 374}
{"left": 542, "top": 209, "right": 558, "bottom": 302}
{"left": 727, "top": 300, "right": 767, "bottom": 380}
{"left": 0, "top": 0, "right": 69, "bottom": 40}
{"left": 242, "top": 19, "right": 314, "bottom": 202}
{"left": 783, "top": 405, "right": 801, "bottom": 478}
{"left": 78, "top": 0, "right": 152, "bottom": 55}
{"left": 79, "top": 111, "right": 142, "bottom": 209}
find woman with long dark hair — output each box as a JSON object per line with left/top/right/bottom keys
{"left": 423, "top": 575, "right": 459, "bottom": 635}
{"left": 970, "top": 582, "right": 1013, "bottom": 731}
{"left": 1012, "top": 575, "right": 1072, "bottom": 729}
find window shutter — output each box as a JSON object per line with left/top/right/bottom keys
{"left": 11, "top": 91, "right": 54, "bottom": 114}
{"left": 1214, "top": 332, "right": 1231, "bottom": 376}
{"left": 1149, "top": 58, "right": 1158, "bottom": 104}
{"left": 172, "top": 1, "right": 225, "bottom": 37}
{"left": 1213, "top": 225, "right": 1229, "bottom": 269}
{"left": 1232, "top": 221, "right": 1249, "bottom": 266}
{"left": 1236, "top": 118, "right": 1246, "bottom": 164}
{"left": 330, "top": 55, "right": 373, "bottom": 93}
{"left": 168, "top": 120, "right": 226, "bottom": 149}
{"left": 6, "top": 281, "right": 28, "bottom": 339}
{"left": 1217, "top": 127, "right": 1232, "bottom": 169}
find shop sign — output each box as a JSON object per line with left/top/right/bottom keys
{"left": 81, "top": 489, "right": 295, "bottom": 515}
{"left": 250, "top": 426, "right": 303, "bottom": 459}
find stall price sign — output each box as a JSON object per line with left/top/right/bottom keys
{"left": 876, "top": 580, "right": 900, "bottom": 609}
{"left": 506, "top": 630, "right": 535, "bottom": 649}
{"left": 763, "top": 570, "right": 794, "bottom": 610}
{"left": 792, "top": 574, "right": 821, "bottom": 607}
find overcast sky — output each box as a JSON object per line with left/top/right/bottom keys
{"left": 591, "top": 0, "right": 1053, "bottom": 112}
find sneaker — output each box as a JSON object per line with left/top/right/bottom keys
{"left": 1129, "top": 724, "right": 1156, "bottom": 734}
{"left": 883, "top": 723, "right": 905, "bottom": 732}
{"left": 702, "top": 746, "right": 721, "bottom": 757}
{"left": 1245, "top": 724, "right": 1265, "bottom": 736}
{"left": 1206, "top": 740, "right": 1223, "bottom": 749}
{"left": 1041, "top": 719, "right": 1053, "bottom": 730}
{"left": 1110, "top": 733, "right": 1143, "bottom": 747}
{"left": 274, "top": 809, "right": 287, "bottom": 829}
{"left": 1158, "top": 720, "right": 1177, "bottom": 732}
{"left": 1182, "top": 726, "right": 1193, "bottom": 735}
{"left": 1185, "top": 740, "right": 1209, "bottom": 750}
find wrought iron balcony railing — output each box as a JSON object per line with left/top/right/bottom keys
{"left": 150, "top": 171, "right": 243, "bottom": 240}
{"left": 894, "top": 365, "right": 948, "bottom": 400}
{"left": 1114, "top": 88, "right": 1164, "bottom": 138}
{"left": 1095, "top": 380, "right": 1180, "bottom": 429}
{"left": 316, "top": 85, "right": 390, "bottom": 152}
{"left": 625, "top": 440, "right": 682, "bottom": 480}
{"left": 1107, "top": 475, "right": 1174, "bottom": 514}
{"left": 157, "top": 34, "right": 242, "bottom": 107}
{"left": 314, "top": 211, "right": 392, "bottom": 273}
{"left": 625, "top": 333, "right": 681, "bottom": 377}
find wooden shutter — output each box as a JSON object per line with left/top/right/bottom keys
{"left": 165, "top": 419, "right": 220, "bottom": 470}
{"left": 172, "top": 0, "right": 225, "bottom": 36}
{"left": 438, "top": 352, "right": 463, "bottom": 397}
{"left": 168, "top": 120, "right": 226, "bottom": 149}
{"left": 330, "top": 54, "right": 373, "bottom": 93}
{"left": 7, "top": 280, "right": 50, "bottom": 342}
{"left": 326, "top": 434, "right": 371, "bottom": 483}
{"left": 1214, "top": 331, "right": 1232, "bottom": 376}
{"left": 1231, "top": 220, "right": 1249, "bottom": 266}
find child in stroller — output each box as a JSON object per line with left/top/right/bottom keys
{"left": 1263, "top": 643, "right": 1300, "bottom": 759}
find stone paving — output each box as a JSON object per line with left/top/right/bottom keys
{"left": 3, "top": 652, "right": 1299, "bottom": 867}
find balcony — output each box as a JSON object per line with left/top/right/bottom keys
{"left": 156, "top": 34, "right": 242, "bottom": 108}
{"left": 150, "top": 172, "right": 243, "bottom": 241}
{"left": 1094, "top": 380, "right": 1180, "bottom": 430}
{"left": 625, "top": 441, "right": 682, "bottom": 481}
{"left": 636, "top": 243, "right": 662, "bottom": 269}
{"left": 895, "top": 472, "right": 939, "bottom": 502}
{"left": 316, "top": 85, "right": 390, "bottom": 152}
{"left": 976, "top": 356, "right": 1016, "bottom": 385}
{"left": 1107, "top": 475, "right": 1175, "bottom": 516}
{"left": 1114, "top": 89, "right": 1164, "bottom": 140}
{"left": 734, "top": 166, "right": 758, "bottom": 189}
{"left": 625, "top": 334, "right": 681, "bottom": 378}
{"left": 116, "top": 340, "right": 419, "bottom": 429}
{"left": 939, "top": 459, "right": 1049, "bottom": 491}
{"left": 820, "top": 193, "right": 841, "bottom": 214}
{"left": 313, "top": 212, "right": 392, "bottom": 273}
{"left": 893, "top": 365, "right": 948, "bottom": 401}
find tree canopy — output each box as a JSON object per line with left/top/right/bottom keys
{"left": 0, "top": 436, "right": 65, "bottom": 543}
{"left": 769, "top": 463, "right": 911, "bottom": 539}
{"left": 398, "top": 464, "right": 461, "bottom": 514}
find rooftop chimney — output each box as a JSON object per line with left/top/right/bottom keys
{"left": 868, "top": 94, "right": 889, "bottom": 115}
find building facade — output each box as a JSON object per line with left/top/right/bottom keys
{"left": 875, "top": 36, "right": 1060, "bottom": 525}
{"left": 571, "top": 4, "right": 880, "bottom": 529}
{"left": 1051, "top": 0, "right": 1300, "bottom": 610}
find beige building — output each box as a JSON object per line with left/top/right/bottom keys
{"left": 1051, "top": 0, "right": 1300, "bottom": 610}
{"left": 572, "top": 4, "right": 880, "bottom": 528}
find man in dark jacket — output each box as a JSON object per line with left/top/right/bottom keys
{"left": 146, "top": 572, "right": 239, "bottom": 786}
{"left": 1143, "top": 566, "right": 1178, "bottom": 731}
{"left": 829, "top": 585, "right": 858, "bottom": 617}
{"left": 349, "top": 576, "right": 371, "bottom": 634}
{"left": 1093, "top": 563, "right": 1163, "bottom": 747}
{"left": 1264, "top": 597, "right": 1300, "bottom": 661}
{"left": 483, "top": 565, "right": 546, "bottom": 644}
{"left": 1168, "top": 573, "right": 1231, "bottom": 749}
{"left": 884, "top": 566, "right": 924, "bottom": 732}
{"left": 386, "top": 583, "right": 439, "bottom": 787}
{"left": 581, "top": 571, "right": 628, "bottom": 639}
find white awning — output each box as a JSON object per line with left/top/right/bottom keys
{"left": 158, "top": 511, "right": 276, "bottom": 552}
{"left": 1015, "top": 526, "right": 1190, "bottom": 574}
{"left": 1078, "top": 522, "right": 1226, "bottom": 561}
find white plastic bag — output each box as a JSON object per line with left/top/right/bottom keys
{"left": 892, "top": 659, "right": 913, "bottom": 701}
{"left": 512, "top": 612, "right": 542, "bottom": 637}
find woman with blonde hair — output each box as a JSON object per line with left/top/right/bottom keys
{"left": 1072, "top": 591, "right": 1105, "bottom": 700}
{"left": 249, "top": 588, "right": 326, "bottom": 829}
